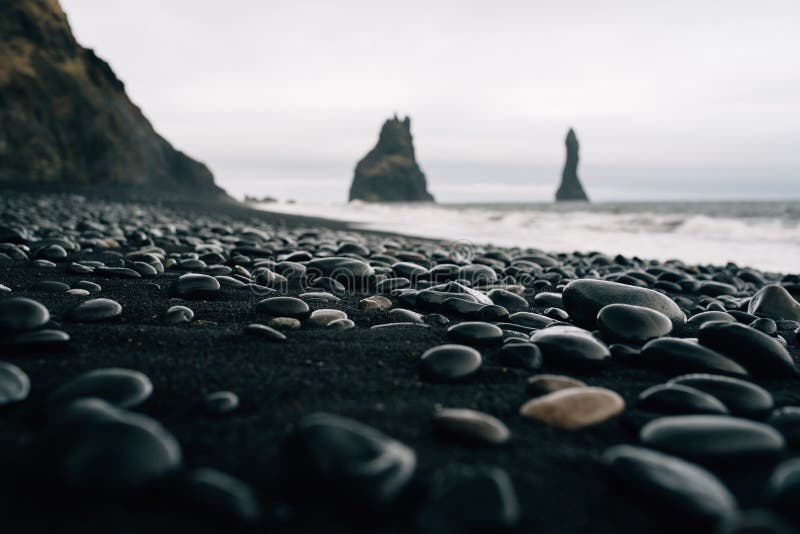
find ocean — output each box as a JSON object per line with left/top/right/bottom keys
{"left": 255, "top": 200, "right": 800, "bottom": 274}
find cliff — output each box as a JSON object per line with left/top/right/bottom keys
{"left": 348, "top": 115, "right": 434, "bottom": 202}
{"left": 555, "top": 128, "right": 589, "bottom": 202}
{"left": 0, "top": 0, "right": 224, "bottom": 196}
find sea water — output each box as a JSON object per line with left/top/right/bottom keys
{"left": 256, "top": 200, "right": 800, "bottom": 273}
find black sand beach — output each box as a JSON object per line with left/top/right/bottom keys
{"left": 1, "top": 190, "right": 800, "bottom": 533}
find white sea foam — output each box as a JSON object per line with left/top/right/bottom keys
{"left": 256, "top": 200, "right": 800, "bottom": 273}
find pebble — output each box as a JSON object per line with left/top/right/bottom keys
{"left": 750, "top": 317, "right": 778, "bottom": 335}
{"left": 96, "top": 266, "right": 141, "bottom": 279}
{"left": 420, "top": 344, "right": 482, "bottom": 382}
{"left": 49, "top": 368, "right": 153, "bottom": 408}
{"left": 519, "top": 386, "right": 624, "bottom": 430}
{"left": 748, "top": 284, "right": 800, "bottom": 321}
{"left": 327, "top": 318, "right": 355, "bottom": 330}
{"left": 0, "top": 283, "right": 10, "bottom": 292}
{"left": 169, "top": 273, "right": 221, "bottom": 300}
{"left": 668, "top": 373, "right": 773, "bottom": 419}
{"left": 67, "top": 298, "right": 122, "bottom": 322}
{"left": 497, "top": 342, "right": 543, "bottom": 370}
{"left": 686, "top": 310, "right": 736, "bottom": 327}
{"left": 33, "top": 280, "right": 70, "bottom": 292}
{"left": 307, "top": 309, "right": 347, "bottom": 326}
{"left": 5, "top": 329, "right": 70, "bottom": 350}
{"left": 640, "top": 414, "right": 785, "bottom": 462}
{"left": 33, "top": 259, "right": 56, "bottom": 268}
{"left": 297, "top": 291, "right": 340, "bottom": 303}
{"left": 0, "top": 361, "right": 31, "bottom": 405}
{"left": 509, "top": 311, "right": 554, "bottom": 329}
{"left": 74, "top": 280, "right": 101, "bottom": 293}
{"left": 432, "top": 407, "right": 511, "bottom": 445}
{"left": 603, "top": 444, "right": 736, "bottom": 525}
{"left": 639, "top": 337, "right": 748, "bottom": 377}
{"left": 66, "top": 288, "right": 90, "bottom": 296}
{"left": 562, "top": 279, "right": 686, "bottom": 329}
{"left": 163, "top": 305, "right": 194, "bottom": 325}
{"left": 526, "top": 374, "right": 586, "bottom": 396}
{"left": 388, "top": 308, "right": 425, "bottom": 324}
{"left": 282, "top": 412, "right": 416, "bottom": 508}
{"left": 597, "top": 303, "right": 672, "bottom": 344}
{"left": 765, "top": 458, "right": 800, "bottom": 525}
{"left": 415, "top": 464, "right": 520, "bottom": 533}
{"left": 268, "top": 317, "right": 302, "bottom": 330}
{"left": 360, "top": 295, "right": 392, "bottom": 310}
{"left": 181, "top": 468, "right": 261, "bottom": 524}
{"left": 447, "top": 321, "right": 503, "bottom": 346}
{"left": 305, "top": 257, "right": 375, "bottom": 288}
{"left": 0, "top": 297, "right": 50, "bottom": 333}
{"left": 255, "top": 297, "right": 310, "bottom": 319}
{"left": 638, "top": 383, "right": 729, "bottom": 415}
{"left": 530, "top": 325, "right": 610, "bottom": 372}
{"left": 698, "top": 321, "right": 798, "bottom": 379}
{"left": 204, "top": 390, "right": 239, "bottom": 414}
{"left": 49, "top": 402, "right": 182, "bottom": 491}
{"left": 487, "top": 288, "right": 529, "bottom": 312}
{"left": 767, "top": 407, "right": 800, "bottom": 446}
{"left": 244, "top": 323, "right": 287, "bottom": 341}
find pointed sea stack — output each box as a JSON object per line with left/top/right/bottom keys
{"left": 555, "top": 128, "right": 589, "bottom": 202}
{"left": 0, "top": 0, "right": 224, "bottom": 197}
{"left": 348, "top": 115, "right": 434, "bottom": 203}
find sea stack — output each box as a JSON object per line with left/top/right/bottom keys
{"left": 0, "top": 0, "right": 223, "bottom": 196}
{"left": 555, "top": 128, "right": 589, "bottom": 202}
{"left": 348, "top": 115, "right": 434, "bottom": 203}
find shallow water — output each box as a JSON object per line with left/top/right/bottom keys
{"left": 256, "top": 200, "right": 800, "bottom": 273}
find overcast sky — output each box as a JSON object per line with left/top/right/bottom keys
{"left": 62, "top": 0, "right": 799, "bottom": 202}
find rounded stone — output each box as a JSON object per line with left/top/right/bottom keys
{"left": 74, "top": 280, "right": 101, "bottom": 293}
{"left": 519, "top": 386, "right": 625, "bottom": 430}
{"left": 268, "top": 317, "right": 302, "bottom": 330}
{"left": 603, "top": 444, "right": 736, "bottom": 525}
{"left": 748, "top": 284, "right": 800, "bottom": 321}
{"left": 498, "top": 342, "right": 543, "bottom": 371}
{"left": 255, "top": 297, "right": 310, "bottom": 320}
{"left": 163, "top": 305, "right": 194, "bottom": 325}
{"left": 420, "top": 344, "right": 482, "bottom": 382}
{"left": 487, "top": 288, "right": 529, "bottom": 312}
{"left": 432, "top": 407, "right": 511, "bottom": 445}
{"left": 169, "top": 273, "right": 221, "bottom": 300}
{"left": 58, "top": 409, "right": 182, "bottom": 491}
{"left": 67, "top": 298, "right": 122, "bottom": 322}
{"left": 308, "top": 309, "right": 347, "bottom": 326}
{"left": 244, "top": 323, "right": 287, "bottom": 341}
{"left": 33, "top": 280, "right": 70, "bottom": 292}
{"left": 181, "top": 468, "right": 261, "bottom": 524}
{"left": 765, "top": 458, "right": 800, "bottom": 524}
{"left": 530, "top": 325, "right": 611, "bottom": 372}
{"left": 0, "top": 361, "right": 31, "bottom": 406}
{"left": 767, "top": 407, "right": 800, "bottom": 446}
{"left": 49, "top": 368, "right": 153, "bottom": 409}
{"left": 597, "top": 303, "right": 672, "bottom": 344}
{"left": 640, "top": 414, "right": 785, "bottom": 462}
{"left": 640, "top": 338, "right": 748, "bottom": 377}
{"left": 282, "top": 412, "right": 416, "bottom": 508}
{"left": 562, "top": 279, "right": 686, "bottom": 329}
{"left": 638, "top": 384, "right": 729, "bottom": 415}
{"left": 205, "top": 391, "right": 239, "bottom": 414}
{"left": 360, "top": 295, "right": 392, "bottom": 310}
{"left": 668, "top": 373, "right": 773, "bottom": 419}
{"left": 305, "top": 257, "right": 375, "bottom": 288}
{"left": 415, "top": 465, "right": 520, "bottom": 533}
{"left": 447, "top": 321, "right": 503, "bottom": 346}
{"left": 0, "top": 297, "right": 50, "bottom": 334}
{"left": 327, "top": 318, "right": 355, "bottom": 330}
{"left": 698, "top": 321, "right": 798, "bottom": 379}
{"left": 686, "top": 310, "right": 736, "bottom": 327}
{"left": 5, "top": 329, "right": 70, "bottom": 350}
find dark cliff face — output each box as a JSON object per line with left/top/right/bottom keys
{"left": 0, "top": 0, "right": 224, "bottom": 195}
{"left": 348, "top": 115, "right": 434, "bottom": 203}
{"left": 555, "top": 128, "right": 589, "bottom": 202}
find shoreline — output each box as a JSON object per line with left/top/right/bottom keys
{"left": 0, "top": 189, "right": 799, "bottom": 533}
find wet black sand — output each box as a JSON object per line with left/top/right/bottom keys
{"left": 0, "top": 190, "right": 799, "bottom": 533}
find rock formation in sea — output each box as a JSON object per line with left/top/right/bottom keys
{"left": 555, "top": 128, "right": 589, "bottom": 202}
{"left": 0, "top": 0, "right": 224, "bottom": 196}
{"left": 348, "top": 115, "right": 434, "bottom": 202}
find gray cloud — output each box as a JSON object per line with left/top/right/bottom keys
{"left": 62, "top": 0, "right": 800, "bottom": 201}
